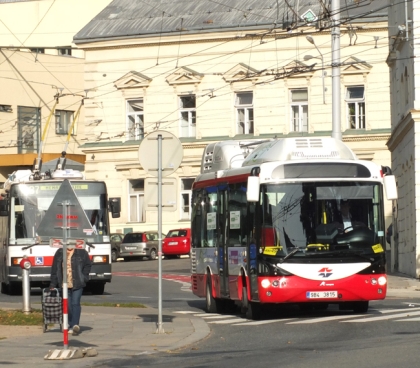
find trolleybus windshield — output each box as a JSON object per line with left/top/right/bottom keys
{"left": 9, "top": 181, "right": 108, "bottom": 244}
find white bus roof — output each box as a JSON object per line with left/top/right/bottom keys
{"left": 200, "top": 137, "right": 357, "bottom": 174}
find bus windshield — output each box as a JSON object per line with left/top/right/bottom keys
{"left": 9, "top": 181, "right": 109, "bottom": 244}
{"left": 261, "top": 181, "right": 384, "bottom": 256}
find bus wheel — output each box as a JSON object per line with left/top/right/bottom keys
{"left": 90, "top": 283, "right": 105, "bottom": 295}
{"left": 240, "top": 287, "right": 248, "bottom": 314}
{"left": 353, "top": 301, "right": 369, "bottom": 313}
{"left": 246, "top": 301, "right": 262, "bottom": 320}
{"left": 206, "top": 277, "right": 224, "bottom": 313}
{"left": 1, "top": 282, "right": 8, "bottom": 294}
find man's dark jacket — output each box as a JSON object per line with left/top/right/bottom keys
{"left": 49, "top": 248, "right": 92, "bottom": 290}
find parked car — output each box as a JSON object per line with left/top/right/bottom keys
{"left": 120, "top": 231, "right": 165, "bottom": 261}
{"left": 110, "top": 233, "right": 124, "bottom": 262}
{"left": 162, "top": 228, "right": 191, "bottom": 258}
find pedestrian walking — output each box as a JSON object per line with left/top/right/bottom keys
{"left": 49, "top": 246, "right": 91, "bottom": 335}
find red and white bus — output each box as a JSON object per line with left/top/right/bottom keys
{"left": 190, "top": 137, "right": 397, "bottom": 319}
{"left": 0, "top": 162, "right": 120, "bottom": 295}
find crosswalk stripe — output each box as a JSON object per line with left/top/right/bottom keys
{"left": 342, "top": 310, "right": 420, "bottom": 323}
{"left": 208, "top": 318, "right": 246, "bottom": 324}
{"left": 287, "top": 314, "right": 365, "bottom": 324}
{"left": 234, "top": 318, "right": 295, "bottom": 326}
{"left": 202, "top": 315, "right": 234, "bottom": 319}
{"left": 394, "top": 317, "right": 420, "bottom": 321}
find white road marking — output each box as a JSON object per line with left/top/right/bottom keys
{"left": 234, "top": 318, "right": 295, "bottom": 326}
{"left": 208, "top": 318, "right": 247, "bottom": 324}
{"left": 287, "top": 314, "right": 365, "bottom": 324}
{"left": 342, "top": 310, "right": 420, "bottom": 322}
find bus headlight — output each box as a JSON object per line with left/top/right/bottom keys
{"left": 378, "top": 276, "right": 387, "bottom": 286}
{"left": 261, "top": 279, "right": 271, "bottom": 288}
{"left": 92, "top": 255, "right": 109, "bottom": 264}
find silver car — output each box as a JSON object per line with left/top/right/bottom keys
{"left": 119, "top": 231, "right": 164, "bottom": 261}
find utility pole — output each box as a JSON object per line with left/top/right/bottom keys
{"left": 331, "top": 0, "right": 342, "bottom": 140}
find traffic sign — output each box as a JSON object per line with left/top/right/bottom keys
{"left": 138, "top": 130, "right": 183, "bottom": 177}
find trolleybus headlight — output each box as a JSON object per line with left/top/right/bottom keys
{"left": 378, "top": 276, "right": 387, "bottom": 286}
{"left": 92, "top": 255, "right": 109, "bottom": 264}
{"left": 261, "top": 279, "right": 271, "bottom": 288}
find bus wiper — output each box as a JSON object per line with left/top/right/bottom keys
{"left": 22, "top": 243, "right": 39, "bottom": 250}
{"left": 278, "top": 248, "right": 303, "bottom": 263}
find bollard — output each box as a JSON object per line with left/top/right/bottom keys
{"left": 20, "top": 256, "right": 32, "bottom": 315}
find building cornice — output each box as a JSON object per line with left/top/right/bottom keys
{"left": 76, "top": 27, "right": 388, "bottom": 52}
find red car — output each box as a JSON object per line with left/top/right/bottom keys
{"left": 162, "top": 228, "right": 191, "bottom": 258}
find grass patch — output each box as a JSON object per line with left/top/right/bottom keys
{"left": 81, "top": 302, "right": 146, "bottom": 308}
{"left": 0, "top": 309, "right": 44, "bottom": 326}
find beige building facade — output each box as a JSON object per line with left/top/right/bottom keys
{"left": 0, "top": 1, "right": 394, "bottom": 241}
{"left": 0, "top": 0, "right": 112, "bottom": 182}
{"left": 73, "top": 1, "right": 393, "bottom": 236}
{"left": 387, "top": 0, "right": 420, "bottom": 277}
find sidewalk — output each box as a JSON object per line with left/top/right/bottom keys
{"left": 0, "top": 303, "right": 210, "bottom": 367}
{"left": 0, "top": 273, "right": 419, "bottom": 367}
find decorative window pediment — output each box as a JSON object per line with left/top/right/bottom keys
{"left": 283, "top": 60, "right": 315, "bottom": 79}
{"left": 166, "top": 67, "right": 203, "bottom": 86}
{"left": 341, "top": 57, "right": 372, "bottom": 75}
{"left": 114, "top": 71, "right": 152, "bottom": 90}
{"left": 223, "top": 63, "right": 260, "bottom": 83}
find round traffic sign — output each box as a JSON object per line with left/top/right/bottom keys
{"left": 138, "top": 130, "right": 183, "bottom": 177}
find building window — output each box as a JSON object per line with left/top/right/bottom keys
{"left": 290, "top": 89, "right": 308, "bottom": 132}
{"left": 180, "top": 178, "right": 194, "bottom": 220}
{"left": 29, "top": 48, "right": 45, "bottom": 54}
{"left": 129, "top": 179, "right": 145, "bottom": 222}
{"left": 179, "top": 95, "right": 196, "bottom": 137}
{"left": 235, "top": 92, "right": 254, "bottom": 134}
{"left": 0, "top": 104, "right": 12, "bottom": 112}
{"left": 346, "top": 86, "right": 365, "bottom": 129}
{"left": 17, "top": 106, "right": 40, "bottom": 154}
{"left": 58, "top": 47, "right": 72, "bottom": 56}
{"left": 127, "top": 99, "right": 144, "bottom": 140}
{"left": 55, "top": 110, "right": 74, "bottom": 135}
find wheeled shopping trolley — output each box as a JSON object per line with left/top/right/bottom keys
{"left": 41, "top": 288, "right": 62, "bottom": 333}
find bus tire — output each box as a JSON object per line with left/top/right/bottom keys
{"left": 246, "top": 301, "right": 262, "bottom": 320}
{"left": 240, "top": 287, "right": 248, "bottom": 314}
{"left": 8, "top": 282, "right": 22, "bottom": 296}
{"left": 206, "top": 277, "right": 224, "bottom": 313}
{"left": 353, "top": 301, "right": 369, "bottom": 313}
{"left": 1, "top": 282, "right": 8, "bottom": 294}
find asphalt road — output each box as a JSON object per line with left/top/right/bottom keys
{"left": 3, "top": 257, "right": 420, "bottom": 368}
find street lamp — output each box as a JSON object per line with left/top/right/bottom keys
{"left": 305, "top": 35, "right": 326, "bottom": 105}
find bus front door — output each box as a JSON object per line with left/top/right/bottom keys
{"left": 218, "top": 189, "right": 229, "bottom": 298}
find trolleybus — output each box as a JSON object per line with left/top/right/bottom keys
{"left": 190, "top": 137, "right": 397, "bottom": 319}
{"left": 0, "top": 159, "right": 120, "bottom": 295}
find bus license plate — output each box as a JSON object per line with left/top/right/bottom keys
{"left": 169, "top": 242, "right": 178, "bottom": 245}
{"left": 306, "top": 291, "right": 338, "bottom": 299}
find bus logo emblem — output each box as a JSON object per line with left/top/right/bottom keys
{"left": 35, "top": 257, "right": 44, "bottom": 265}
{"left": 318, "top": 267, "right": 333, "bottom": 278}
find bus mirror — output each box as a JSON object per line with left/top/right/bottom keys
{"left": 247, "top": 176, "right": 260, "bottom": 202}
{"left": 384, "top": 175, "right": 398, "bottom": 200}
{"left": 0, "top": 199, "right": 8, "bottom": 217}
{"left": 109, "top": 197, "right": 121, "bottom": 218}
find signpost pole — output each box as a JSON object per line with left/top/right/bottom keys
{"left": 62, "top": 200, "right": 69, "bottom": 349}
{"left": 156, "top": 134, "right": 164, "bottom": 334}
